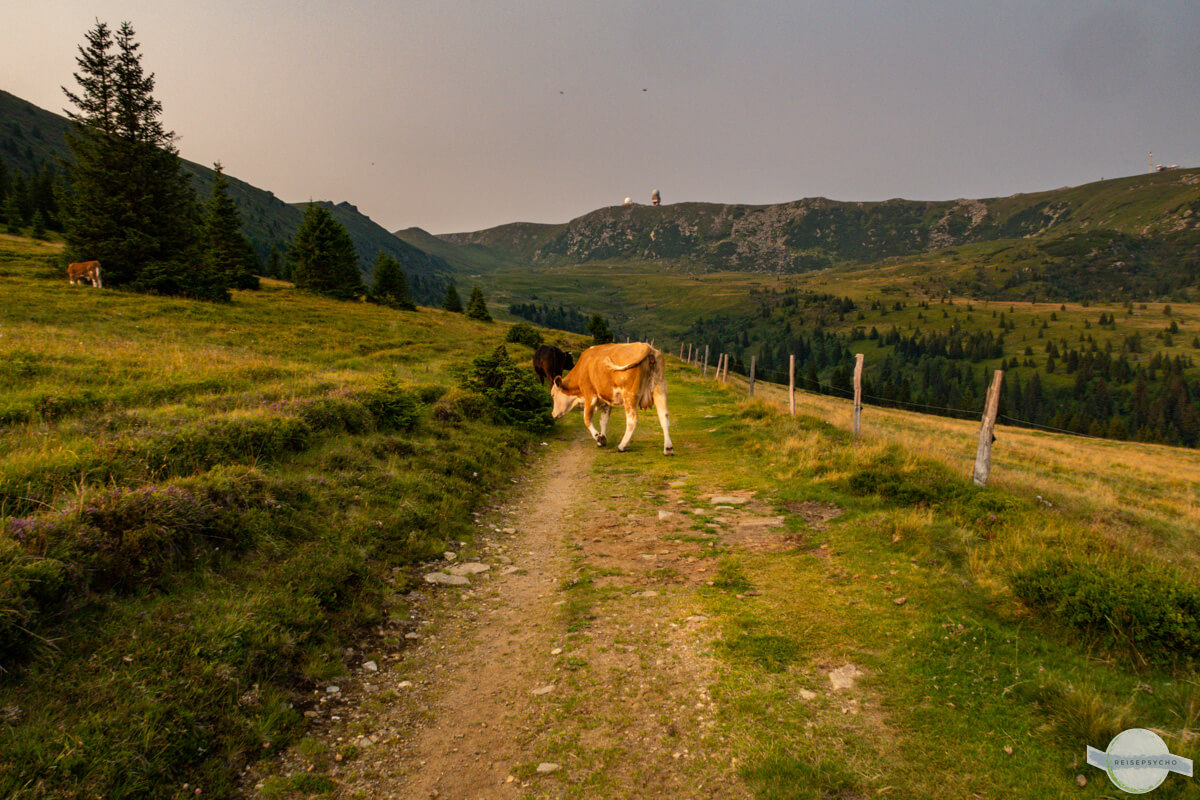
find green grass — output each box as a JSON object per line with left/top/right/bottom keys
{"left": 0, "top": 235, "right": 589, "bottom": 799}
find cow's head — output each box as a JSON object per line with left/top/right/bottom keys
{"left": 549, "top": 376, "right": 582, "bottom": 419}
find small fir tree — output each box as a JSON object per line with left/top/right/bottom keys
{"left": 369, "top": 252, "right": 416, "bottom": 310}
{"left": 443, "top": 282, "right": 463, "bottom": 313}
{"left": 465, "top": 285, "right": 492, "bottom": 322}
{"left": 588, "top": 313, "right": 613, "bottom": 345}
{"left": 287, "top": 203, "right": 364, "bottom": 300}
{"left": 201, "top": 163, "right": 259, "bottom": 290}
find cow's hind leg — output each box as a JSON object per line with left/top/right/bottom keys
{"left": 617, "top": 402, "right": 639, "bottom": 452}
{"left": 598, "top": 404, "right": 611, "bottom": 445}
{"left": 583, "top": 400, "right": 606, "bottom": 447}
{"left": 654, "top": 386, "right": 674, "bottom": 455}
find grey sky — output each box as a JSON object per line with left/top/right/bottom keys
{"left": 4, "top": 1, "right": 1198, "bottom": 234}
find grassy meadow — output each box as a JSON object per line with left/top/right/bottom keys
{"left": 0, "top": 234, "right": 586, "bottom": 798}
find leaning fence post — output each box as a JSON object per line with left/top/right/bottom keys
{"left": 748, "top": 356, "right": 756, "bottom": 397}
{"left": 789, "top": 355, "right": 796, "bottom": 416}
{"left": 679, "top": 343, "right": 685, "bottom": 359}
{"left": 853, "top": 353, "right": 864, "bottom": 438}
{"left": 703, "top": 345, "right": 710, "bottom": 377}
{"left": 973, "top": 370, "right": 1004, "bottom": 487}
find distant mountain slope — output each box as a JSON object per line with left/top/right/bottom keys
{"left": 436, "top": 171, "right": 1200, "bottom": 275}
{"left": 0, "top": 89, "right": 449, "bottom": 299}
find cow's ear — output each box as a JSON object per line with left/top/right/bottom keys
{"left": 552, "top": 376, "right": 562, "bottom": 388}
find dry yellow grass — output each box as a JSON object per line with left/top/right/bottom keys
{"left": 708, "top": 365, "right": 1200, "bottom": 569}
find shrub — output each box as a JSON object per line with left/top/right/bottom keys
{"left": 362, "top": 378, "right": 420, "bottom": 432}
{"left": 431, "top": 388, "right": 493, "bottom": 424}
{"left": 1011, "top": 555, "right": 1200, "bottom": 664}
{"left": 460, "top": 345, "right": 552, "bottom": 431}
{"left": 505, "top": 323, "right": 543, "bottom": 349}
{"left": 844, "top": 447, "right": 969, "bottom": 507}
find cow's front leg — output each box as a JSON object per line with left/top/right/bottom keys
{"left": 583, "top": 400, "right": 606, "bottom": 447}
{"left": 617, "top": 402, "right": 639, "bottom": 451}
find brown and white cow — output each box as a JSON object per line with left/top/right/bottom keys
{"left": 67, "top": 260, "right": 102, "bottom": 287}
{"left": 550, "top": 342, "right": 673, "bottom": 455}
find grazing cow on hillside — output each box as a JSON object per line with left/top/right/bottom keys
{"left": 532, "top": 345, "right": 574, "bottom": 385}
{"left": 550, "top": 342, "right": 673, "bottom": 455}
{"left": 67, "top": 260, "right": 102, "bottom": 287}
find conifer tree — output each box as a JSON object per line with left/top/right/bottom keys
{"left": 368, "top": 252, "right": 416, "bottom": 310}
{"left": 61, "top": 20, "right": 202, "bottom": 293}
{"left": 588, "top": 313, "right": 613, "bottom": 345}
{"left": 443, "top": 282, "right": 463, "bottom": 313}
{"left": 201, "top": 163, "right": 259, "bottom": 290}
{"left": 465, "top": 285, "right": 493, "bottom": 322}
{"left": 287, "top": 203, "right": 363, "bottom": 300}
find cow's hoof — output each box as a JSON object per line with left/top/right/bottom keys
{"left": 595, "top": 435, "right": 607, "bottom": 447}
{"left": 664, "top": 447, "right": 674, "bottom": 456}
{"left": 617, "top": 444, "right": 628, "bottom": 452}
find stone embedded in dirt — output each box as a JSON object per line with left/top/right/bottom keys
{"left": 443, "top": 551, "right": 457, "bottom": 561}
{"left": 550, "top": 647, "right": 562, "bottom": 655}
{"left": 828, "top": 664, "right": 863, "bottom": 691}
{"left": 799, "top": 689, "right": 818, "bottom": 701}
{"left": 709, "top": 493, "right": 753, "bottom": 505}
{"left": 447, "top": 562, "right": 491, "bottom": 576}
{"left": 424, "top": 572, "right": 470, "bottom": 586}
{"left": 657, "top": 510, "right": 674, "bottom": 520}
{"left": 536, "top": 762, "right": 561, "bottom": 774}
{"left": 500, "top": 566, "right": 520, "bottom": 575}
{"left": 1076, "top": 774, "right": 1087, "bottom": 788}
{"left": 397, "top": 681, "right": 413, "bottom": 689}
{"left": 326, "top": 685, "right": 341, "bottom": 694}
{"left": 736, "top": 516, "right": 785, "bottom": 528}
{"left": 405, "top": 632, "right": 421, "bottom": 640}
{"left": 531, "top": 684, "right": 555, "bottom": 696}
{"left": 362, "top": 660, "right": 378, "bottom": 673}
{"left": 893, "top": 596, "right": 907, "bottom": 606}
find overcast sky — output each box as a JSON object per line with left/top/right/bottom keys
{"left": 4, "top": 1, "right": 1198, "bottom": 234}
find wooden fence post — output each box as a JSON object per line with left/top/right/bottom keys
{"left": 748, "top": 356, "right": 756, "bottom": 397}
{"left": 973, "top": 370, "right": 1004, "bottom": 487}
{"left": 789, "top": 355, "right": 796, "bottom": 416}
{"left": 679, "top": 343, "right": 684, "bottom": 359}
{"left": 703, "top": 345, "right": 710, "bottom": 377}
{"left": 853, "top": 353, "right": 864, "bottom": 438}
{"left": 686, "top": 343, "right": 692, "bottom": 365}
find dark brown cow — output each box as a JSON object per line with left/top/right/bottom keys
{"left": 67, "top": 260, "right": 102, "bottom": 287}
{"left": 532, "top": 345, "right": 574, "bottom": 385}
{"left": 550, "top": 342, "right": 673, "bottom": 455}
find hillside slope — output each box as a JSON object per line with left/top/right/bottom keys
{"left": 0, "top": 89, "right": 449, "bottom": 295}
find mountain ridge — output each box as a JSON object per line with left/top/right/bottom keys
{"left": 431, "top": 169, "right": 1200, "bottom": 275}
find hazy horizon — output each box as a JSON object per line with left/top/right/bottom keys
{"left": 4, "top": 1, "right": 1198, "bottom": 234}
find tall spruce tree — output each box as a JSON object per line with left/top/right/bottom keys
{"left": 287, "top": 204, "right": 364, "bottom": 300}
{"left": 61, "top": 20, "right": 203, "bottom": 294}
{"left": 443, "top": 282, "right": 463, "bottom": 313}
{"left": 201, "top": 163, "right": 259, "bottom": 290}
{"left": 465, "top": 285, "right": 493, "bottom": 322}
{"left": 368, "top": 252, "right": 416, "bottom": 310}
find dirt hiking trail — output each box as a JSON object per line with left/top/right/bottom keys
{"left": 248, "top": 436, "right": 769, "bottom": 799}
